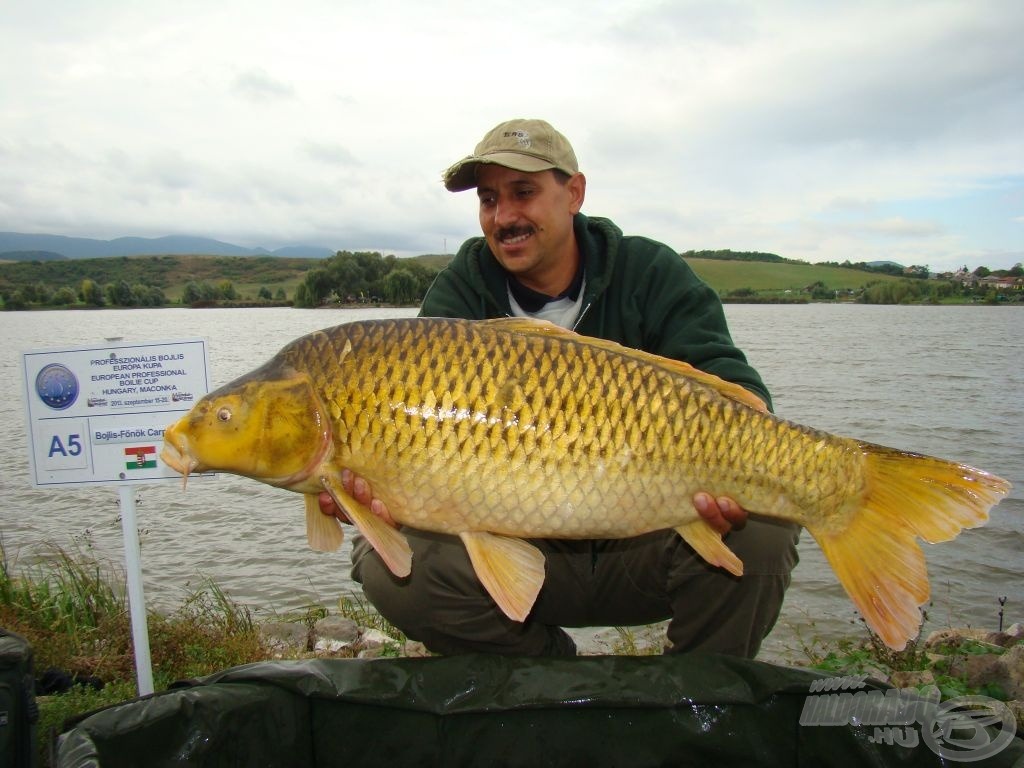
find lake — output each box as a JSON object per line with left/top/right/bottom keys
{"left": 1, "top": 304, "right": 1020, "bottom": 661}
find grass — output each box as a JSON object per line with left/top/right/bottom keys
{"left": 0, "top": 545, "right": 269, "bottom": 766}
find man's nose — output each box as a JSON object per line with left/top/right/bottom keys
{"left": 492, "top": 197, "right": 519, "bottom": 227}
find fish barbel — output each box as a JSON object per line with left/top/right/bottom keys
{"left": 161, "top": 317, "right": 1010, "bottom": 650}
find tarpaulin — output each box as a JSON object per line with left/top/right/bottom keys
{"left": 56, "top": 654, "right": 1023, "bottom": 767}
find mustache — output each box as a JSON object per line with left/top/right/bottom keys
{"left": 496, "top": 225, "right": 535, "bottom": 240}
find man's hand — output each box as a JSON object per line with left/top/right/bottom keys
{"left": 321, "top": 470, "right": 748, "bottom": 535}
{"left": 318, "top": 469, "right": 397, "bottom": 527}
{"left": 692, "top": 492, "right": 748, "bottom": 534}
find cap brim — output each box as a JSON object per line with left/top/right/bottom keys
{"left": 442, "top": 152, "right": 556, "bottom": 192}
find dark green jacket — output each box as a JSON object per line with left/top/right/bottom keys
{"left": 420, "top": 213, "right": 772, "bottom": 409}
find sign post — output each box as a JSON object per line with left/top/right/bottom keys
{"left": 21, "top": 338, "right": 212, "bottom": 696}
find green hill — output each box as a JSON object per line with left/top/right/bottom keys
{"left": 683, "top": 258, "right": 906, "bottom": 295}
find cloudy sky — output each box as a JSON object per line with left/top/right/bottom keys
{"left": 2, "top": 0, "right": 1022, "bottom": 272}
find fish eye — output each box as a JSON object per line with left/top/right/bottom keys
{"left": 217, "top": 407, "right": 232, "bottom": 422}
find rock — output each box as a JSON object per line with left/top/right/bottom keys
{"left": 985, "top": 631, "right": 1020, "bottom": 648}
{"left": 1006, "top": 623, "right": 1024, "bottom": 640}
{"left": 923, "top": 627, "right": 989, "bottom": 651}
{"left": 1006, "top": 700, "right": 1024, "bottom": 731}
{"left": 964, "top": 654, "right": 1006, "bottom": 691}
{"left": 359, "top": 628, "right": 396, "bottom": 648}
{"left": 889, "top": 670, "right": 934, "bottom": 689}
{"left": 260, "top": 621, "right": 309, "bottom": 652}
{"left": 1001, "top": 645, "right": 1024, "bottom": 699}
{"left": 315, "top": 616, "right": 360, "bottom": 644}
{"left": 952, "top": 647, "right": 1024, "bottom": 701}
{"left": 403, "top": 641, "right": 431, "bottom": 658}
{"left": 313, "top": 637, "right": 355, "bottom": 654}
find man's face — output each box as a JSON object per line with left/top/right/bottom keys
{"left": 476, "top": 164, "right": 586, "bottom": 294}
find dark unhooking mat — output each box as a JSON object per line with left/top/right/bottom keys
{"left": 56, "top": 654, "right": 1023, "bottom": 767}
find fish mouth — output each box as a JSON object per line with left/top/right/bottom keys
{"left": 160, "top": 433, "right": 200, "bottom": 487}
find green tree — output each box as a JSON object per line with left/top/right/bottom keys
{"left": 182, "top": 282, "right": 203, "bottom": 304}
{"left": 274, "top": 287, "right": 286, "bottom": 301}
{"left": 293, "top": 282, "right": 312, "bottom": 308}
{"left": 382, "top": 268, "right": 418, "bottom": 304}
{"left": 80, "top": 279, "right": 105, "bottom": 306}
{"left": 217, "top": 280, "right": 238, "bottom": 300}
{"left": 107, "top": 279, "right": 135, "bottom": 306}
{"left": 3, "top": 290, "right": 28, "bottom": 310}
{"left": 300, "top": 269, "right": 332, "bottom": 306}
{"left": 52, "top": 286, "right": 78, "bottom": 305}
{"left": 257, "top": 286, "right": 273, "bottom": 301}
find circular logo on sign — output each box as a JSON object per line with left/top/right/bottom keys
{"left": 35, "top": 363, "right": 79, "bottom": 410}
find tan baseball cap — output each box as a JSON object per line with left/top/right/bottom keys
{"left": 442, "top": 118, "right": 579, "bottom": 192}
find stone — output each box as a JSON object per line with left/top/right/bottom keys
{"left": 985, "top": 632, "right": 1019, "bottom": 648}
{"left": 315, "top": 616, "right": 360, "bottom": 644}
{"left": 403, "top": 641, "right": 431, "bottom": 658}
{"left": 313, "top": 637, "right": 355, "bottom": 654}
{"left": 359, "top": 628, "right": 396, "bottom": 648}
{"left": 889, "top": 670, "right": 935, "bottom": 689}
{"left": 1001, "top": 645, "right": 1024, "bottom": 699}
{"left": 923, "top": 627, "right": 989, "bottom": 651}
{"left": 260, "top": 621, "right": 309, "bottom": 652}
{"left": 1006, "top": 700, "right": 1024, "bottom": 731}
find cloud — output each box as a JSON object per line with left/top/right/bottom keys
{"left": 231, "top": 68, "right": 295, "bottom": 102}
{"left": 0, "top": 0, "right": 1021, "bottom": 271}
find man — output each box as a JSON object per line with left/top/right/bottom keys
{"left": 323, "top": 118, "right": 800, "bottom": 657}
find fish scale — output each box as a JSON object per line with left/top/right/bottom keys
{"left": 161, "top": 316, "right": 1010, "bottom": 649}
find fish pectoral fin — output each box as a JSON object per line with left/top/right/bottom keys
{"left": 321, "top": 476, "right": 412, "bottom": 578}
{"left": 459, "top": 531, "right": 545, "bottom": 623}
{"left": 674, "top": 521, "right": 744, "bottom": 577}
{"left": 305, "top": 494, "right": 345, "bottom": 552}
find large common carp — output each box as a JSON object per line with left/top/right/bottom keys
{"left": 161, "top": 317, "right": 1010, "bottom": 650}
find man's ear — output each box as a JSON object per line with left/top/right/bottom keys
{"left": 568, "top": 172, "right": 586, "bottom": 214}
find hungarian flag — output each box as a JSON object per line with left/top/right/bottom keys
{"left": 124, "top": 445, "right": 157, "bottom": 470}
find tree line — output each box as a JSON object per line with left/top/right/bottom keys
{"left": 292, "top": 250, "right": 439, "bottom": 307}
{"left": 2, "top": 278, "right": 169, "bottom": 310}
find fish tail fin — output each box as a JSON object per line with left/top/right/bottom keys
{"left": 808, "top": 443, "right": 1010, "bottom": 651}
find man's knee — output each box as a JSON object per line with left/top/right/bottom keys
{"left": 350, "top": 531, "right": 575, "bottom": 656}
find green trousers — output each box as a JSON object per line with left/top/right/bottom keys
{"left": 351, "top": 518, "right": 800, "bottom": 658}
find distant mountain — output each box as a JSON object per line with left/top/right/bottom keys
{"left": 0, "top": 232, "right": 334, "bottom": 260}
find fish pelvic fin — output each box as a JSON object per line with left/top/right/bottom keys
{"left": 810, "top": 443, "right": 1011, "bottom": 651}
{"left": 674, "top": 520, "right": 743, "bottom": 577}
{"left": 304, "top": 493, "right": 344, "bottom": 552}
{"left": 322, "top": 475, "right": 412, "bottom": 578}
{"left": 459, "top": 531, "right": 546, "bottom": 622}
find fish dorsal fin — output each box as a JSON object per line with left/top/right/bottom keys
{"left": 459, "top": 531, "right": 546, "bottom": 622}
{"left": 478, "top": 317, "right": 767, "bottom": 413}
{"left": 305, "top": 493, "right": 345, "bottom": 552}
{"left": 321, "top": 474, "right": 412, "bottom": 578}
{"left": 674, "top": 520, "right": 743, "bottom": 576}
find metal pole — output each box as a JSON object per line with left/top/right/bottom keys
{"left": 118, "top": 486, "right": 154, "bottom": 695}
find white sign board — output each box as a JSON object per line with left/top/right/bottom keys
{"left": 22, "top": 338, "right": 211, "bottom": 486}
